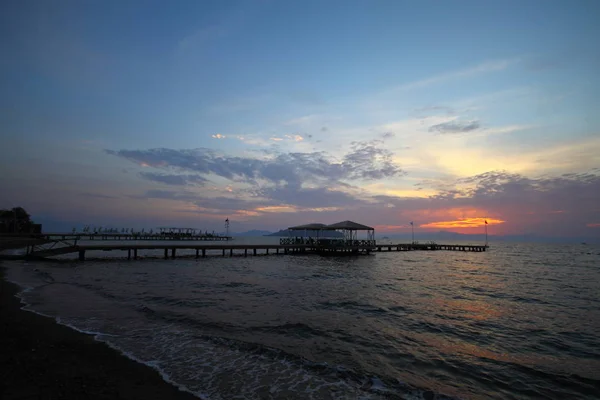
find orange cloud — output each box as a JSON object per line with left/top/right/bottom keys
{"left": 587, "top": 223, "right": 600, "bottom": 228}
{"left": 211, "top": 134, "right": 226, "bottom": 139}
{"left": 284, "top": 134, "right": 304, "bottom": 142}
{"left": 255, "top": 206, "right": 297, "bottom": 213}
{"left": 420, "top": 217, "right": 505, "bottom": 229}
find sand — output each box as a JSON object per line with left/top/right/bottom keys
{"left": 0, "top": 267, "right": 199, "bottom": 400}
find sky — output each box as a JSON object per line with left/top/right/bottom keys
{"left": 1, "top": 0, "right": 599, "bottom": 239}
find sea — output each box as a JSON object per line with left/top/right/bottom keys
{"left": 3, "top": 238, "right": 600, "bottom": 400}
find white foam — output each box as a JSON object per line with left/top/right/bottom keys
{"left": 97, "top": 338, "right": 210, "bottom": 400}
{"left": 5, "top": 276, "right": 209, "bottom": 399}
{"left": 2, "top": 262, "right": 433, "bottom": 400}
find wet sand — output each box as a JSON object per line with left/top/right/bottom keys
{"left": 0, "top": 267, "right": 199, "bottom": 400}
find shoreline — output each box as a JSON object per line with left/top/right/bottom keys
{"left": 0, "top": 265, "right": 199, "bottom": 400}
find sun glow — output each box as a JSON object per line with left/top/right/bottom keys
{"left": 420, "top": 217, "right": 505, "bottom": 229}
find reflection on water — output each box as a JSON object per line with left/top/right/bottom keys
{"left": 6, "top": 241, "right": 600, "bottom": 400}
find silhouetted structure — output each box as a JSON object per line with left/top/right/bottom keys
{"left": 0, "top": 207, "right": 41, "bottom": 234}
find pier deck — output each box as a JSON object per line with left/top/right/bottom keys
{"left": 1, "top": 232, "right": 232, "bottom": 242}
{"left": 41, "top": 233, "right": 232, "bottom": 241}
{"left": 1, "top": 241, "right": 487, "bottom": 261}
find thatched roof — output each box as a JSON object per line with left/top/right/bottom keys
{"left": 323, "top": 220, "right": 374, "bottom": 230}
{"left": 287, "top": 223, "right": 328, "bottom": 230}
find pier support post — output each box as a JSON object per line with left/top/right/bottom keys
{"left": 78, "top": 250, "right": 85, "bottom": 261}
{"left": 253, "top": 248, "right": 257, "bottom": 256}
{"left": 222, "top": 249, "right": 225, "bottom": 257}
{"left": 244, "top": 249, "right": 247, "bottom": 257}
{"left": 266, "top": 248, "right": 269, "bottom": 255}
{"left": 196, "top": 249, "right": 199, "bottom": 259}
{"left": 171, "top": 248, "right": 176, "bottom": 258}
{"left": 128, "top": 249, "right": 131, "bottom": 260}
{"left": 230, "top": 248, "right": 233, "bottom": 257}
{"left": 202, "top": 249, "right": 206, "bottom": 257}
{"left": 164, "top": 249, "right": 168, "bottom": 259}
{"left": 276, "top": 248, "right": 279, "bottom": 254}
{"left": 134, "top": 249, "right": 138, "bottom": 260}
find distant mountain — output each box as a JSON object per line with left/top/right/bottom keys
{"left": 233, "top": 230, "right": 273, "bottom": 237}
{"left": 266, "top": 229, "right": 344, "bottom": 237}
{"left": 377, "top": 230, "right": 598, "bottom": 244}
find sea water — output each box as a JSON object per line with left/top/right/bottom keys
{"left": 4, "top": 241, "right": 600, "bottom": 399}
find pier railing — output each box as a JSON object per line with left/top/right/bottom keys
{"left": 279, "top": 238, "right": 376, "bottom": 247}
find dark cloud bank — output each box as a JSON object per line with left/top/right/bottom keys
{"left": 106, "top": 146, "right": 600, "bottom": 237}
{"left": 106, "top": 140, "right": 403, "bottom": 187}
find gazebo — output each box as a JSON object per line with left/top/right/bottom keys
{"left": 284, "top": 223, "right": 328, "bottom": 245}
{"left": 321, "top": 220, "right": 375, "bottom": 246}
{"left": 282, "top": 220, "right": 375, "bottom": 248}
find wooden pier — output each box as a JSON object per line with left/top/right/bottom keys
{"left": 375, "top": 243, "right": 487, "bottom": 252}
{"left": 5, "top": 232, "right": 233, "bottom": 242}
{"left": 1, "top": 241, "right": 487, "bottom": 261}
{"left": 1, "top": 220, "right": 488, "bottom": 262}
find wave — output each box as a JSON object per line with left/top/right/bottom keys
{"left": 8, "top": 278, "right": 457, "bottom": 400}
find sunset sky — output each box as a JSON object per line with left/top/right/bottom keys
{"left": 1, "top": 0, "right": 599, "bottom": 238}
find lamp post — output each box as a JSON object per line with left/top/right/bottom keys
{"left": 485, "top": 220, "right": 488, "bottom": 247}
{"left": 410, "top": 221, "right": 414, "bottom": 244}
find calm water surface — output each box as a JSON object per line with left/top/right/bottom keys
{"left": 5, "top": 241, "right": 600, "bottom": 399}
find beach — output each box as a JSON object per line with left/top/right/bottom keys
{"left": 0, "top": 266, "right": 198, "bottom": 400}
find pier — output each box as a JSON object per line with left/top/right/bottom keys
{"left": 0, "top": 220, "right": 487, "bottom": 262}
{"left": 2, "top": 232, "right": 232, "bottom": 242}
{"left": 2, "top": 241, "right": 487, "bottom": 261}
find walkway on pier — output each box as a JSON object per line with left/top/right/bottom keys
{"left": 375, "top": 243, "right": 487, "bottom": 252}
{"left": 32, "top": 233, "right": 232, "bottom": 242}
{"left": 4, "top": 241, "right": 487, "bottom": 261}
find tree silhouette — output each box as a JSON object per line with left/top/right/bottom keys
{"left": 0, "top": 207, "right": 34, "bottom": 233}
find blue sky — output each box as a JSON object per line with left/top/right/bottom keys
{"left": 1, "top": 0, "right": 599, "bottom": 238}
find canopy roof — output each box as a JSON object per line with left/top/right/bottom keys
{"left": 322, "top": 220, "right": 374, "bottom": 231}
{"left": 288, "top": 223, "right": 328, "bottom": 230}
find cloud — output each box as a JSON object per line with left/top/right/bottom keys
{"left": 413, "top": 105, "right": 456, "bottom": 115}
{"left": 429, "top": 120, "right": 480, "bottom": 134}
{"left": 212, "top": 134, "right": 226, "bottom": 139}
{"left": 343, "top": 140, "right": 404, "bottom": 180}
{"left": 392, "top": 58, "right": 518, "bottom": 92}
{"left": 269, "top": 134, "right": 304, "bottom": 142}
{"left": 284, "top": 114, "right": 320, "bottom": 126}
{"left": 117, "top": 166, "right": 600, "bottom": 238}
{"left": 194, "top": 196, "right": 271, "bottom": 212}
{"left": 79, "top": 192, "right": 119, "bottom": 200}
{"left": 106, "top": 144, "right": 599, "bottom": 238}
{"left": 137, "top": 187, "right": 360, "bottom": 215}
{"left": 420, "top": 217, "right": 505, "bottom": 229}
{"left": 139, "top": 172, "right": 208, "bottom": 186}
{"left": 131, "top": 189, "right": 200, "bottom": 201}
{"left": 381, "top": 132, "right": 395, "bottom": 139}
{"left": 285, "top": 134, "right": 304, "bottom": 142}
{"left": 368, "top": 169, "right": 600, "bottom": 235}
{"left": 106, "top": 142, "right": 404, "bottom": 188}
{"left": 259, "top": 186, "right": 367, "bottom": 209}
